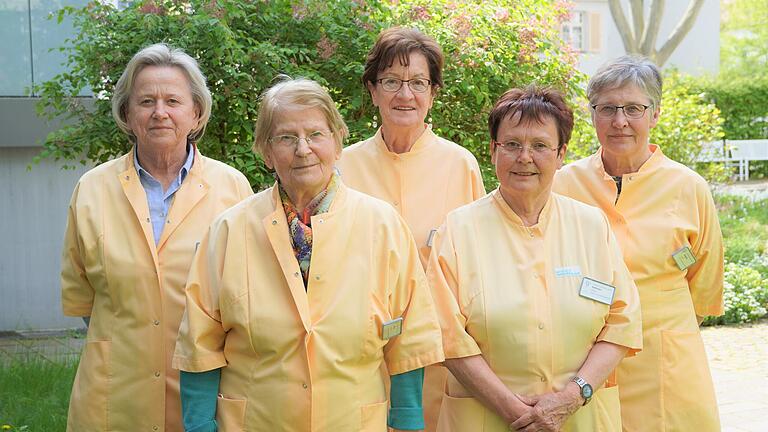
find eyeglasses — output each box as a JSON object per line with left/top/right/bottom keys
{"left": 268, "top": 130, "right": 333, "bottom": 149}
{"left": 376, "top": 77, "right": 432, "bottom": 93}
{"left": 493, "top": 141, "right": 559, "bottom": 155}
{"left": 591, "top": 104, "right": 651, "bottom": 119}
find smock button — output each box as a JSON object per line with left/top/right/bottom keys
{"left": 540, "top": 376, "right": 546, "bottom": 382}
{"left": 153, "top": 320, "right": 160, "bottom": 326}
{"left": 272, "top": 220, "right": 277, "bottom": 225}
{"left": 153, "top": 426, "right": 159, "bottom": 431}
{"left": 294, "top": 272, "right": 300, "bottom": 278}
{"left": 538, "top": 323, "right": 545, "bottom": 330}
{"left": 154, "top": 371, "right": 161, "bottom": 377}
{"left": 315, "top": 275, "right": 320, "bottom": 281}
{"left": 302, "top": 382, "right": 308, "bottom": 389}
{"left": 146, "top": 217, "right": 151, "bottom": 223}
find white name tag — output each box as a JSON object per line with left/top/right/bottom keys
{"left": 382, "top": 317, "right": 403, "bottom": 340}
{"left": 672, "top": 246, "right": 697, "bottom": 271}
{"left": 579, "top": 277, "right": 616, "bottom": 305}
{"left": 555, "top": 266, "right": 582, "bottom": 278}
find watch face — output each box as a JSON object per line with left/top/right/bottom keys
{"left": 582, "top": 384, "right": 594, "bottom": 399}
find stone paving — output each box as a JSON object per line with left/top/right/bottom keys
{"left": 1, "top": 323, "right": 767, "bottom": 431}
{"left": 701, "top": 319, "right": 768, "bottom": 432}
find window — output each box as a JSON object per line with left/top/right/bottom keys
{"left": 562, "top": 11, "right": 602, "bottom": 53}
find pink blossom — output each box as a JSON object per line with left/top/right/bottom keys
{"left": 409, "top": 5, "right": 431, "bottom": 21}
{"left": 316, "top": 36, "right": 338, "bottom": 60}
{"left": 292, "top": 3, "right": 309, "bottom": 21}
{"left": 494, "top": 7, "right": 510, "bottom": 22}
{"left": 139, "top": 0, "right": 165, "bottom": 15}
{"left": 451, "top": 13, "right": 472, "bottom": 40}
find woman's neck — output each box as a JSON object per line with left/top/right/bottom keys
{"left": 601, "top": 146, "right": 652, "bottom": 177}
{"left": 499, "top": 187, "right": 550, "bottom": 227}
{"left": 136, "top": 143, "right": 189, "bottom": 190}
{"left": 380, "top": 123, "right": 426, "bottom": 154}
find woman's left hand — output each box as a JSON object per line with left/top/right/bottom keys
{"left": 509, "top": 388, "right": 582, "bottom": 432}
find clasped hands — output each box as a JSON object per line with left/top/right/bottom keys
{"left": 505, "top": 384, "right": 583, "bottom": 432}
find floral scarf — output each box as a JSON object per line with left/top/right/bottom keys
{"left": 279, "top": 172, "right": 340, "bottom": 287}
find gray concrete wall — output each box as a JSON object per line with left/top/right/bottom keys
{"left": 0, "top": 146, "right": 89, "bottom": 331}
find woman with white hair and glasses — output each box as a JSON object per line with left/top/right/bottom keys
{"left": 553, "top": 55, "right": 724, "bottom": 431}
{"left": 173, "top": 77, "right": 444, "bottom": 431}
{"left": 60, "top": 43, "right": 252, "bottom": 431}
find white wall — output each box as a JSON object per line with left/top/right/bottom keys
{"left": 573, "top": 0, "right": 720, "bottom": 76}
{"left": 0, "top": 147, "right": 89, "bottom": 331}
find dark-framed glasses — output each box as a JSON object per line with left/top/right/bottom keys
{"left": 377, "top": 77, "right": 432, "bottom": 93}
{"left": 591, "top": 104, "right": 651, "bottom": 119}
{"left": 493, "top": 141, "right": 558, "bottom": 155}
{"left": 268, "top": 130, "right": 332, "bottom": 149}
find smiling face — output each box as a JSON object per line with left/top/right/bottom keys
{"left": 492, "top": 114, "right": 565, "bottom": 203}
{"left": 592, "top": 84, "right": 660, "bottom": 163}
{"left": 126, "top": 65, "right": 200, "bottom": 151}
{"left": 367, "top": 51, "right": 434, "bottom": 133}
{"left": 263, "top": 106, "right": 341, "bottom": 201}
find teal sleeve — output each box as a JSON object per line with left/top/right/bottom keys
{"left": 388, "top": 368, "right": 425, "bottom": 430}
{"left": 180, "top": 369, "right": 221, "bottom": 432}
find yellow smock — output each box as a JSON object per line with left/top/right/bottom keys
{"left": 553, "top": 145, "right": 724, "bottom": 431}
{"left": 61, "top": 148, "right": 253, "bottom": 432}
{"left": 428, "top": 190, "right": 643, "bottom": 432}
{"left": 338, "top": 125, "right": 486, "bottom": 431}
{"left": 172, "top": 182, "right": 444, "bottom": 432}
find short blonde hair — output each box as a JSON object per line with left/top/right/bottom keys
{"left": 252, "top": 76, "right": 349, "bottom": 159}
{"left": 111, "top": 43, "right": 213, "bottom": 143}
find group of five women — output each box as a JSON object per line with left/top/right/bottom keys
{"left": 61, "top": 26, "right": 723, "bottom": 432}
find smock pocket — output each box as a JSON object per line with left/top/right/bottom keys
{"left": 216, "top": 394, "right": 247, "bottom": 432}
{"left": 360, "top": 400, "right": 388, "bottom": 432}
{"left": 437, "top": 394, "right": 485, "bottom": 431}
{"left": 66, "top": 340, "right": 111, "bottom": 431}
{"left": 660, "top": 330, "right": 721, "bottom": 431}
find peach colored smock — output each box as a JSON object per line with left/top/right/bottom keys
{"left": 428, "top": 191, "right": 643, "bottom": 432}
{"left": 172, "top": 182, "right": 444, "bottom": 432}
{"left": 553, "top": 145, "right": 724, "bottom": 431}
{"left": 338, "top": 125, "right": 485, "bottom": 431}
{"left": 61, "top": 148, "right": 253, "bottom": 432}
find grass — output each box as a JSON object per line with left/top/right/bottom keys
{"left": 0, "top": 358, "right": 77, "bottom": 431}
{"left": 716, "top": 193, "right": 768, "bottom": 274}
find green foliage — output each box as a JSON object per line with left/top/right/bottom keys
{"left": 702, "top": 262, "right": 768, "bottom": 326}
{"left": 0, "top": 358, "right": 77, "bottom": 431}
{"left": 720, "top": 0, "right": 768, "bottom": 82}
{"left": 716, "top": 194, "right": 768, "bottom": 266}
{"left": 34, "top": 0, "right": 583, "bottom": 190}
{"left": 693, "top": 77, "right": 768, "bottom": 141}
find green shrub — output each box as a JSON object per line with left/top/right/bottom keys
{"left": 703, "top": 262, "right": 768, "bottom": 325}
{"left": 34, "top": 0, "right": 583, "bottom": 191}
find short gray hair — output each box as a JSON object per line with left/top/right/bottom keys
{"left": 111, "top": 43, "right": 213, "bottom": 143}
{"left": 587, "top": 55, "right": 663, "bottom": 108}
{"left": 252, "top": 76, "right": 349, "bottom": 159}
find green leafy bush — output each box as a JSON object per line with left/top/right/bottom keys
{"left": 34, "top": 0, "right": 583, "bottom": 190}
{"left": 703, "top": 262, "right": 768, "bottom": 325}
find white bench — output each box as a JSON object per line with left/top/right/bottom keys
{"left": 697, "top": 139, "right": 768, "bottom": 181}
{"left": 729, "top": 139, "right": 768, "bottom": 181}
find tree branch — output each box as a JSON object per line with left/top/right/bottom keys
{"left": 630, "top": 0, "right": 645, "bottom": 40}
{"left": 640, "top": 0, "right": 665, "bottom": 55}
{"left": 608, "top": 0, "right": 639, "bottom": 53}
{"left": 656, "top": 0, "right": 705, "bottom": 66}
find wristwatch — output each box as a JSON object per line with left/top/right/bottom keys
{"left": 571, "top": 376, "right": 593, "bottom": 405}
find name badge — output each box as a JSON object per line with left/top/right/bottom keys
{"left": 426, "top": 229, "right": 438, "bottom": 248}
{"left": 555, "top": 266, "right": 581, "bottom": 278}
{"left": 382, "top": 317, "right": 403, "bottom": 340}
{"left": 672, "top": 246, "right": 697, "bottom": 271}
{"left": 579, "top": 277, "right": 615, "bottom": 305}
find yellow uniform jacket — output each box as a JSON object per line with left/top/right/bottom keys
{"left": 338, "top": 125, "right": 485, "bottom": 431}
{"left": 428, "top": 191, "right": 642, "bottom": 431}
{"left": 61, "top": 148, "right": 252, "bottom": 432}
{"left": 173, "top": 182, "right": 444, "bottom": 432}
{"left": 553, "top": 145, "right": 724, "bottom": 431}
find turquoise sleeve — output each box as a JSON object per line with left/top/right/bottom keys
{"left": 388, "top": 367, "right": 425, "bottom": 430}
{"left": 180, "top": 369, "right": 221, "bottom": 432}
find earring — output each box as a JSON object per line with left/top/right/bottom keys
{"left": 372, "top": 114, "right": 378, "bottom": 129}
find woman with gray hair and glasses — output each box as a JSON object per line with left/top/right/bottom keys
{"left": 553, "top": 55, "right": 724, "bottom": 431}
{"left": 60, "top": 43, "right": 252, "bottom": 431}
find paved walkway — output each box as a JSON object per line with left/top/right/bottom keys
{"left": 1, "top": 323, "right": 767, "bottom": 430}
{"left": 701, "top": 319, "right": 768, "bottom": 432}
